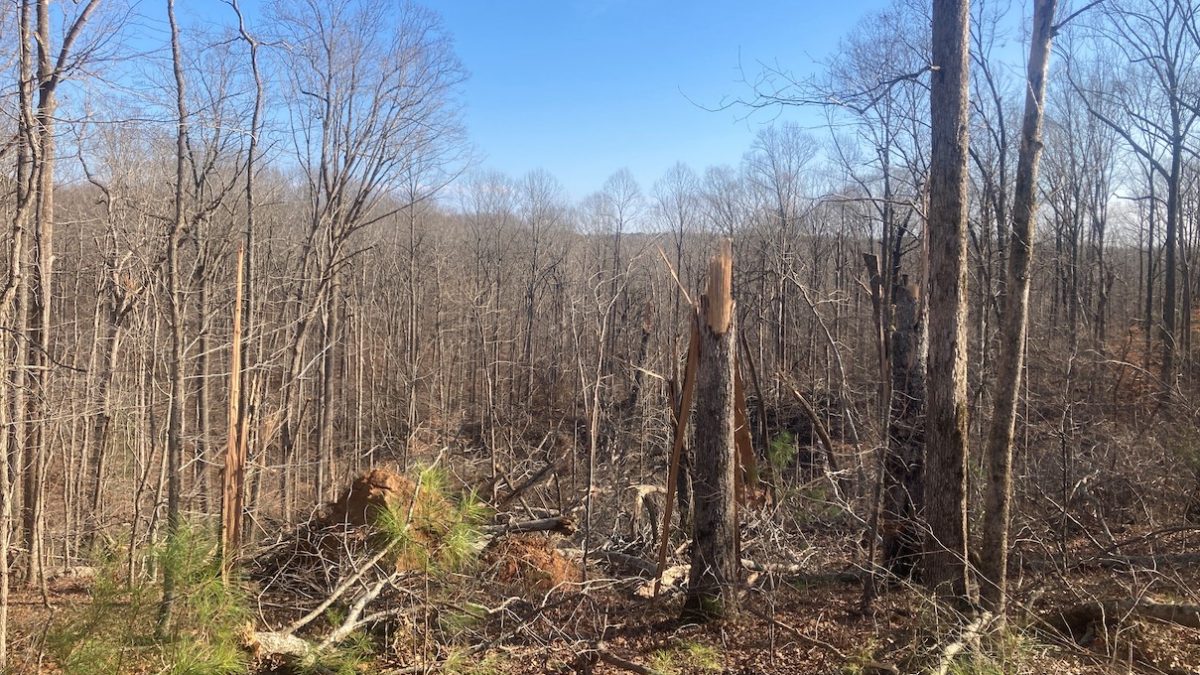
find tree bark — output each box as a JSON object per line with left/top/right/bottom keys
{"left": 923, "top": 0, "right": 972, "bottom": 603}
{"left": 683, "top": 240, "right": 739, "bottom": 621}
{"left": 158, "top": 0, "right": 189, "bottom": 636}
{"left": 882, "top": 278, "right": 926, "bottom": 579}
{"left": 980, "top": 0, "right": 1057, "bottom": 617}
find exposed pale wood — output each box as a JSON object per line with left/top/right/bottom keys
{"left": 932, "top": 612, "right": 993, "bottom": 675}
{"left": 221, "top": 244, "right": 246, "bottom": 574}
{"left": 705, "top": 238, "right": 733, "bottom": 335}
{"left": 733, "top": 360, "right": 758, "bottom": 503}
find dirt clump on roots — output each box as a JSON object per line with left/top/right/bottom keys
{"left": 250, "top": 467, "right": 459, "bottom": 596}
{"left": 482, "top": 533, "right": 580, "bottom": 593}
{"left": 321, "top": 467, "right": 437, "bottom": 527}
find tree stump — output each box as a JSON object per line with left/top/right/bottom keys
{"left": 683, "top": 240, "right": 739, "bottom": 621}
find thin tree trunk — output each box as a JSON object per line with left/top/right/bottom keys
{"left": 221, "top": 245, "right": 246, "bottom": 573}
{"left": 2, "top": 7, "right": 34, "bottom": 656}
{"left": 981, "top": 0, "right": 1057, "bottom": 618}
{"left": 159, "top": 0, "right": 189, "bottom": 636}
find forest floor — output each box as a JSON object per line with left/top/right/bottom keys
{"left": 14, "top": 524, "right": 1200, "bottom": 674}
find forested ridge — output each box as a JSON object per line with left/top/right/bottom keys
{"left": 2, "top": 0, "right": 1200, "bottom": 673}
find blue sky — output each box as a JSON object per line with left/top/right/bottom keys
{"left": 429, "top": 0, "right": 881, "bottom": 198}
{"left": 131, "top": 0, "right": 886, "bottom": 198}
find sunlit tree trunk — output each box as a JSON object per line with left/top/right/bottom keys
{"left": 981, "top": 0, "right": 1057, "bottom": 618}
{"left": 923, "top": 0, "right": 972, "bottom": 604}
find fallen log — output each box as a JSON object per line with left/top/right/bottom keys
{"left": 245, "top": 630, "right": 312, "bottom": 660}
{"left": 594, "top": 550, "right": 657, "bottom": 576}
{"left": 495, "top": 453, "right": 563, "bottom": 511}
{"left": 739, "top": 558, "right": 863, "bottom": 584}
{"left": 1023, "top": 552, "right": 1200, "bottom": 572}
{"left": 1047, "top": 599, "right": 1200, "bottom": 642}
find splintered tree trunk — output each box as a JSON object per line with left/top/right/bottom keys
{"left": 318, "top": 274, "right": 340, "bottom": 501}
{"left": 924, "top": 0, "right": 972, "bottom": 603}
{"left": 222, "top": 245, "right": 246, "bottom": 574}
{"left": 981, "top": 0, "right": 1057, "bottom": 618}
{"left": 882, "top": 279, "right": 926, "bottom": 579}
{"left": 684, "top": 240, "right": 739, "bottom": 621}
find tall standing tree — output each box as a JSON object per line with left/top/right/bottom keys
{"left": 21, "top": 0, "right": 104, "bottom": 591}
{"left": 158, "top": 0, "right": 190, "bottom": 637}
{"left": 270, "top": 0, "right": 465, "bottom": 508}
{"left": 0, "top": 3, "right": 36, "bottom": 664}
{"left": 980, "top": 0, "right": 1059, "bottom": 618}
{"left": 923, "top": 0, "right": 972, "bottom": 603}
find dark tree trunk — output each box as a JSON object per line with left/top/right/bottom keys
{"left": 882, "top": 279, "right": 926, "bottom": 579}
{"left": 923, "top": 0, "right": 972, "bottom": 604}
{"left": 684, "top": 241, "right": 739, "bottom": 621}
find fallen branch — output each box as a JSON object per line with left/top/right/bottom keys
{"left": 596, "top": 644, "right": 660, "bottom": 675}
{"left": 781, "top": 379, "right": 852, "bottom": 501}
{"left": 747, "top": 605, "right": 850, "bottom": 660}
{"left": 320, "top": 571, "right": 400, "bottom": 648}
{"left": 482, "top": 515, "right": 575, "bottom": 536}
{"left": 1025, "top": 552, "right": 1200, "bottom": 572}
{"left": 494, "top": 441, "right": 562, "bottom": 510}
{"left": 932, "top": 612, "right": 994, "bottom": 675}
{"left": 284, "top": 542, "right": 396, "bottom": 634}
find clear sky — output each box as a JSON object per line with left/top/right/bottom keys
{"left": 429, "top": 0, "right": 881, "bottom": 198}
{"left": 131, "top": 0, "right": 886, "bottom": 198}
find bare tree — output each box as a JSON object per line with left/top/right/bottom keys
{"left": 158, "top": 0, "right": 189, "bottom": 636}
{"left": 923, "top": 0, "right": 972, "bottom": 603}
{"left": 980, "top": 0, "right": 1059, "bottom": 618}
{"left": 269, "top": 0, "right": 465, "bottom": 507}
{"left": 1071, "top": 0, "right": 1200, "bottom": 394}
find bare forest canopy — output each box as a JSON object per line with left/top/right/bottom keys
{"left": 3, "top": 0, "right": 1200, "bottom": 673}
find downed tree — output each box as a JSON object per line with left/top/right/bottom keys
{"left": 1046, "top": 598, "right": 1200, "bottom": 642}
{"left": 246, "top": 466, "right": 589, "bottom": 666}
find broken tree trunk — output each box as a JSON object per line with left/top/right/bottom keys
{"left": 222, "top": 244, "right": 247, "bottom": 575}
{"left": 882, "top": 278, "right": 926, "bottom": 580}
{"left": 653, "top": 317, "right": 699, "bottom": 596}
{"left": 683, "top": 239, "right": 739, "bottom": 621}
